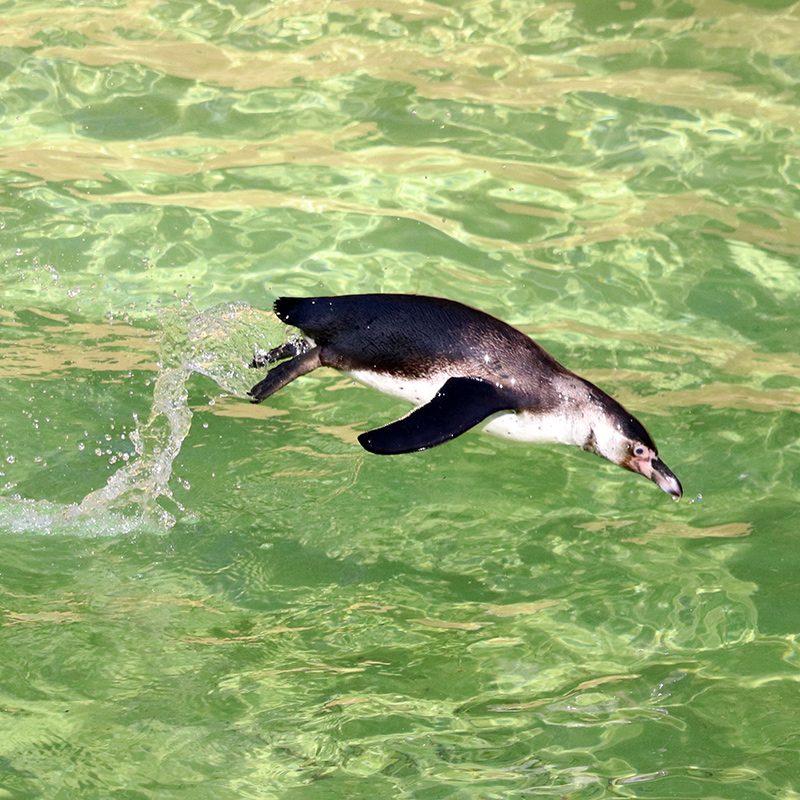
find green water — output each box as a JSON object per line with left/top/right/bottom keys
{"left": 2, "top": 1, "right": 799, "bottom": 797}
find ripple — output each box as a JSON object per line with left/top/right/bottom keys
{"left": 1, "top": 1, "right": 799, "bottom": 797}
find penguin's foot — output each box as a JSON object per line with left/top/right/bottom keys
{"left": 249, "top": 338, "right": 310, "bottom": 368}
{"left": 248, "top": 347, "right": 322, "bottom": 404}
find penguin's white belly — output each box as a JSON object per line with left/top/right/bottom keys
{"left": 483, "top": 409, "right": 586, "bottom": 446}
{"left": 347, "top": 369, "right": 449, "bottom": 405}
{"left": 348, "top": 369, "right": 587, "bottom": 448}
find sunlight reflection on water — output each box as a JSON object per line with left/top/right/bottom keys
{"left": 1, "top": 1, "right": 799, "bottom": 798}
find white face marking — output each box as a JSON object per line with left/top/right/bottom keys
{"left": 590, "top": 413, "right": 629, "bottom": 462}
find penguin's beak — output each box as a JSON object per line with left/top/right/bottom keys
{"left": 630, "top": 455, "right": 683, "bottom": 499}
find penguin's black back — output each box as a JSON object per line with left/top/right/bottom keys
{"left": 274, "top": 294, "right": 563, "bottom": 387}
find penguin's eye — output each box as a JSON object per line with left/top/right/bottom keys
{"left": 633, "top": 445, "right": 646, "bottom": 457}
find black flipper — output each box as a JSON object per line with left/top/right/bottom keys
{"left": 358, "top": 376, "right": 517, "bottom": 455}
{"left": 248, "top": 348, "right": 321, "bottom": 403}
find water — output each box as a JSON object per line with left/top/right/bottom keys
{"left": 1, "top": 1, "right": 799, "bottom": 797}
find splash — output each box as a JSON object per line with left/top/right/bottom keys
{"left": 2, "top": 302, "right": 280, "bottom": 534}
{"left": 74, "top": 363, "right": 193, "bottom": 528}
{"left": 77, "top": 302, "right": 281, "bottom": 529}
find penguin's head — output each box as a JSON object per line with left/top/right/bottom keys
{"left": 619, "top": 439, "right": 682, "bottom": 499}
{"left": 585, "top": 389, "right": 683, "bottom": 499}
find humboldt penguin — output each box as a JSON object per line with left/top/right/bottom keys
{"left": 247, "top": 294, "right": 682, "bottom": 498}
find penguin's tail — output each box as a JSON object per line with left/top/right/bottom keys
{"left": 273, "top": 296, "right": 305, "bottom": 325}
{"left": 273, "top": 296, "right": 337, "bottom": 333}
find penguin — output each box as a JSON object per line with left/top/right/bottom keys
{"left": 247, "top": 294, "right": 682, "bottom": 498}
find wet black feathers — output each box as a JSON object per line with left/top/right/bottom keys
{"left": 273, "top": 294, "right": 562, "bottom": 395}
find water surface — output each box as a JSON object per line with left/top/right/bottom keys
{"left": 1, "top": 1, "right": 799, "bottom": 797}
